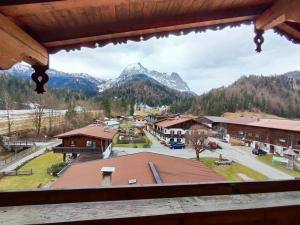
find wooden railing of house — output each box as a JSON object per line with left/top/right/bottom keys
{"left": 1, "top": 180, "right": 300, "bottom": 224}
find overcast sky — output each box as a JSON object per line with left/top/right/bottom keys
{"left": 50, "top": 24, "right": 300, "bottom": 95}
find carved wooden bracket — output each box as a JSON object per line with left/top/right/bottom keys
{"left": 254, "top": 28, "right": 264, "bottom": 53}
{"left": 31, "top": 65, "right": 49, "bottom": 94}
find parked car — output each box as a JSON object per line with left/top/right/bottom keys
{"left": 207, "top": 141, "right": 222, "bottom": 150}
{"left": 208, "top": 141, "right": 218, "bottom": 150}
{"left": 170, "top": 142, "right": 185, "bottom": 149}
{"left": 252, "top": 148, "right": 267, "bottom": 156}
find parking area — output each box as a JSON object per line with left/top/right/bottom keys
{"left": 113, "top": 132, "right": 293, "bottom": 180}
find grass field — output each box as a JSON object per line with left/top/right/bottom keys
{"left": 0, "top": 152, "right": 62, "bottom": 190}
{"left": 257, "top": 155, "right": 300, "bottom": 178}
{"left": 199, "top": 157, "right": 268, "bottom": 181}
{"left": 112, "top": 134, "right": 152, "bottom": 148}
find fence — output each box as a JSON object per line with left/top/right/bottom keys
{"left": 1, "top": 169, "right": 32, "bottom": 176}
{"left": 0, "top": 146, "right": 38, "bottom": 168}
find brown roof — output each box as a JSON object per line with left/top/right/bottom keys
{"left": 156, "top": 118, "right": 194, "bottom": 128}
{"left": 55, "top": 126, "right": 117, "bottom": 140}
{"left": 227, "top": 117, "right": 300, "bottom": 132}
{"left": 51, "top": 152, "right": 224, "bottom": 188}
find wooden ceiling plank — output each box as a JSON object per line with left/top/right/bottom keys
{"left": 44, "top": 15, "right": 255, "bottom": 49}
{"left": 129, "top": 0, "right": 144, "bottom": 21}
{"left": 256, "top": 0, "right": 300, "bottom": 30}
{"left": 37, "top": 3, "right": 267, "bottom": 43}
{"left": 0, "top": 12, "right": 48, "bottom": 69}
{"left": 0, "top": 0, "right": 134, "bottom": 17}
{"left": 100, "top": 3, "right": 117, "bottom": 25}
{"left": 115, "top": 1, "right": 130, "bottom": 21}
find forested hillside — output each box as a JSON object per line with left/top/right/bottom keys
{"left": 191, "top": 72, "right": 300, "bottom": 118}
{"left": 0, "top": 74, "right": 93, "bottom": 109}
{"left": 99, "top": 74, "right": 194, "bottom": 114}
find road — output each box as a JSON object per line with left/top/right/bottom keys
{"left": 0, "top": 140, "right": 61, "bottom": 172}
{"left": 113, "top": 132, "right": 293, "bottom": 180}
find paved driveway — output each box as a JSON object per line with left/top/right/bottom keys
{"left": 113, "top": 132, "right": 293, "bottom": 180}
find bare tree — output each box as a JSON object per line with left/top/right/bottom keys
{"left": 186, "top": 125, "right": 210, "bottom": 160}
{"left": 1, "top": 90, "right": 14, "bottom": 137}
{"left": 43, "top": 94, "right": 59, "bottom": 135}
{"left": 32, "top": 97, "right": 45, "bottom": 137}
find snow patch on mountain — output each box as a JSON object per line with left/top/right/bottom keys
{"left": 99, "top": 62, "right": 191, "bottom": 92}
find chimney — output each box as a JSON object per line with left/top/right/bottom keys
{"left": 101, "top": 167, "right": 115, "bottom": 186}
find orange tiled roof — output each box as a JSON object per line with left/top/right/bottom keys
{"left": 51, "top": 152, "right": 224, "bottom": 188}
{"left": 55, "top": 125, "right": 117, "bottom": 140}
{"left": 227, "top": 117, "right": 300, "bottom": 132}
{"left": 155, "top": 117, "right": 194, "bottom": 128}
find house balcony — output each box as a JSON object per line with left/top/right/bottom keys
{"left": 53, "top": 145, "right": 104, "bottom": 154}
{"left": 0, "top": 180, "right": 300, "bottom": 224}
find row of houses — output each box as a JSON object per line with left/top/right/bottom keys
{"left": 226, "top": 117, "right": 300, "bottom": 155}
{"left": 145, "top": 114, "right": 300, "bottom": 155}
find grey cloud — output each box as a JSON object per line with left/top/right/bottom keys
{"left": 50, "top": 25, "right": 300, "bottom": 94}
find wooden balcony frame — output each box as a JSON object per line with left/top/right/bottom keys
{"left": 53, "top": 145, "right": 104, "bottom": 154}
{"left": 1, "top": 179, "right": 300, "bottom": 207}
{"left": 1, "top": 180, "right": 300, "bottom": 224}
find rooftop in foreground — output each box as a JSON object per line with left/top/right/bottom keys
{"left": 51, "top": 152, "right": 224, "bottom": 188}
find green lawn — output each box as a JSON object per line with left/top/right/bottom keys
{"left": 112, "top": 134, "right": 152, "bottom": 148}
{"left": 0, "top": 151, "right": 62, "bottom": 190}
{"left": 257, "top": 155, "right": 300, "bottom": 178}
{"left": 199, "top": 157, "right": 268, "bottom": 181}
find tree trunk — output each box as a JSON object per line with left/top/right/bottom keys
{"left": 196, "top": 149, "right": 200, "bottom": 160}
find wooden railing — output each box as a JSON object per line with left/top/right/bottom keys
{"left": 1, "top": 179, "right": 300, "bottom": 207}
{"left": 53, "top": 145, "right": 103, "bottom": 154}
{"left": 1, "top": 180, "right": 300, "bottom": 225}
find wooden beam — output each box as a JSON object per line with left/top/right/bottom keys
{"left": 0, "top": 12, "right": 48, "bottom": 69}
{"left": 256, "top": 0, "right": 300, "bottom": 30}
{"left": 1, "top": 179, "right": 300, "bottom": 207}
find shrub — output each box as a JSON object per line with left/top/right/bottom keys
{"left": 133, "top": 144, "right": 138, "bottom": 148}
{"left": 48, "top": 162, "right": 68, "bottom": 176}
{"left": 143, "top": 144, "right": 150, "bottom": 148}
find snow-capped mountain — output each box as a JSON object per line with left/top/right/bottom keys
{"left": 99, "top": 63, "right": 191, "bottom": 93}
{"left": 2, "top": 63, "right": 105, "bottom": 95}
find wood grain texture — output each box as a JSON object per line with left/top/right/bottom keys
{"left": 0, "top": 12, "right": 48, "bottom": 69}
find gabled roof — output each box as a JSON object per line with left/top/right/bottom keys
{"left": 51, "top": 152, "right": 224, "bottom": 188}
{"left": 203, "top": 116, "right": 228, "bottom": 123}
{"left": 227, "top": 117, "right": 300, "bottom": 132}
{"left": 55, "top": 126, "right": 117, "bottom": 140}
{"left": 155, "top": 118, "right": 195, "bottom": 128}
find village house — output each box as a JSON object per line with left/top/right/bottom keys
{"left": 198, "top": 116, "right": 228, "bottom": 131}
{"left": 53, "top": 125, "right": 117, "bottom": 161}
{"left": 51, "top": 152, "right": 224, "bottom": 188}
{"left": 226, "top": 117, "right": 300, "bottom": 155}
{"left": 154, "top": 116, "right": 199, "bottom": 144}
{"left": 145, "top": 114, "right": 171, "bottom": 135}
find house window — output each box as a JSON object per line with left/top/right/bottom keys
{"left": 86, "top": 141, "right": 96, "bottom": 148}
{"left": 255, "top": 134, "right": 260, "bottom": 138}
{"left": 170, "top": 130, "right": 175, "bottom": 135}
{"left": 70, "top": 140, "right": 76, "bottom": 146}
{"left": 248, "top": 133, "right": 252, "bottom": 137}
{"left": 177, "top": 131, "right": 182, "bottom": 135}
{"left": 177, "top": 138, "right": 182, "bottom": 143}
